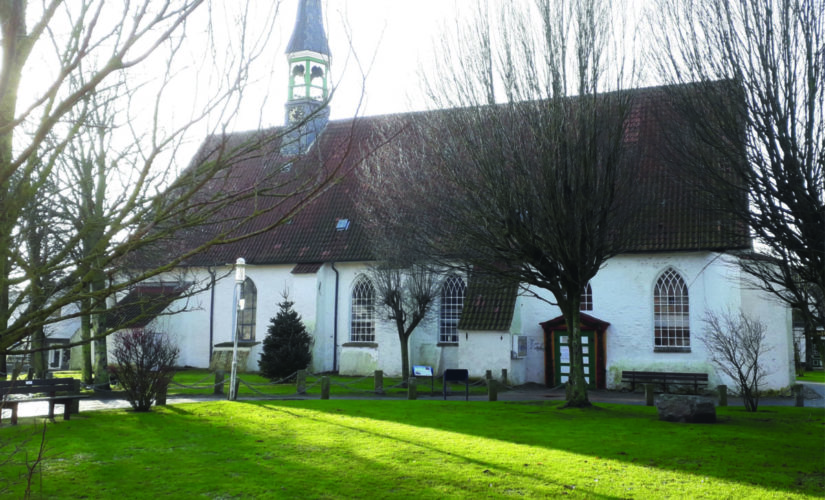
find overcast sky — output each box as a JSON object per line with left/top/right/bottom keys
{"left": 238, "top": 0, "right": 651, "bottom": 129}
{"left": 232, "top": 0, "right": 465, "bottom": 127}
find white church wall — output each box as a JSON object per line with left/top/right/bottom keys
{"left": 458, "top": 330, "right": 512, "bottom": 380}
{"left": 738, "top": 279, "right": 795, "bottom": 391}
{"left": 334, "top": 262, "right": 451, "bottom": 378}
{"left": 510, "top": 251, "right": 793, "bottom": 390}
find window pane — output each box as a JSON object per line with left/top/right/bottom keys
{"left": 236, "top": 278, "right": 257, "bottom": 341}
{"left": 439, "top": 275, "right": 465, "bottom": 343}
{"left": 653, "top": 268, "right": 689, "bottom": 349}
{"left": 351, "top": 277, "right": 375, "bottom": 342}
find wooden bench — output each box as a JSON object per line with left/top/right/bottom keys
{"left": 621, "top": 371, "right": 708, "bottom": 394}
{"left": 0, "top": 378, "right": 87, "bottom": 425}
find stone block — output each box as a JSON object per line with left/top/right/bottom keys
{"left": 655, "top": 394, "right": 716, "bottom": 423}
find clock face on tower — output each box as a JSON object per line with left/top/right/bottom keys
{"left": 289, "top": 107, "right": 305, "bottom": 123}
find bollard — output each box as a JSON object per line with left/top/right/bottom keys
{"left": 321, "top": 376, "right": 330, "bottom": 400}
{"left": 26, "top": 367, "right": 34, "bottom": 380}
{"left": 644, "top": 383, "right": 655, "bottom": 406}
{"left": 792, "top": 384, "right": 805, "bottom": 407}
{"left": 501, "top": 369, "right": 508, "bottom": 386}
{"left": 374, "top": 370, "right": 384, "bottom": 394}
{"left": 214, "top": 370, "right": 225, "bottom": 395}
{"left": 156, "top": 382, "right": 168, "bottom": 406}
{"left": 718, "top": 385, "right": 727, "bottom": 407}
{"left": 296, "top": 369, "right": 307, "bottom": 395}
{"left": 408, "top": 376, "right": 417, "bottom": 400}
{"left": 488, "top": 380, "right": 498, "bottom": 402}
{"left": 485, "top": 370, "right": 492, "bottom": 382}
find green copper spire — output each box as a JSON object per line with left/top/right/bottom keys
{"left": 283, "top": 0, "right": 331, "bottom": 154}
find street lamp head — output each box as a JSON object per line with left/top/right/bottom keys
{"left": 235, "top": 257, "right": 246, "bottom": 283}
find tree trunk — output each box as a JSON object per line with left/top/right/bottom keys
{"left": 31, "top": 327, "right": 47, "bottom": 378}
{"left": 80, "top": 309, "right": 93, "bottom": 384}
{"left": 562, "top": 306, "right": 591, "bottom": 408}
{"left": 91, "top": 272, "right": 109, "bottom": 390}
{"left": 400, "top": 333, "right": 411, "bottom": 385}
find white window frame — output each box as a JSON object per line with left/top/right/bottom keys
{"left": 350, "top": 276, "right": 375, "bottom": 343}
{"left": 653, "top": 267, "right": 690, "bottom": 352}
{"left": 439, "top": 275, "right": 465, "bottom": 344}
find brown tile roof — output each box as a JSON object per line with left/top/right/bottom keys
{"left": 108, "top": 283, "right": 188, "bottom": 329}
{"left": 291, "top": 262, "right": 323, "bottom": 274}
{"left": 169, "top": 83, "right": 748, "bottom": 268}
{"left": 458, "top": 274, "right": 518, "bottom": 331}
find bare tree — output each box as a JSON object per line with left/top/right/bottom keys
{"left": 650, "top": 0, "right": 824, "bottom": 353}
{"left": 702, "top": 310, "right": 771, "bottom": 411}
{"left": 0, "top": 1, "right": 361, "bottom": 367}
{"left": 361, "top": 0, "right": 638, "bottom": 407}
{"left": 369, "top": 264, "right": 442, "bottom": 385}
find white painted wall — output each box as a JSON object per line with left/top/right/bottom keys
{"left": 155, "top": 251, "right": 794, "bottom": 391}
{"left": 510, "top": 252, "right": 794, "bottom": 390}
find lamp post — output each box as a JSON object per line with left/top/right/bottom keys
{"left": 229, "top": 257, "right": 246, "bottom": 401}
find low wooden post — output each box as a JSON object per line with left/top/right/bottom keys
{"left": 156, "top": 382, "right": 168, "bottom": 406}
{"left": 214, "top": 370, "right": 225, "bottom": 396}
{"left": 232, "top": 378, "right": 240, "bottom": 400}
{"left": 501, "top": 369, "right": 508, "bottom": 386}
{"left": 408, "top": 377, "right": 417, "bottom": 400}
{"left": 717, "top": 385, "right": 727, "bottom": 407}
{"left": 296, "top": 369, "right": 307, "bottom": 395}
{"left": 488, "top": 380, "right": 498, "bottom": 402}
{"left": 321, "top": 376, "right": 330, "bottom": 400}
{"left": 374, "top": 370, "right": 384, "bottom": 394}
{"left": 485, "top": 370, "right": 492, "bottom": 383}
{"left": 644, "top": 384, "right": 655, "bottom": 406}
{"left": 792, "top": 384, "right": 804, "bottom": 407}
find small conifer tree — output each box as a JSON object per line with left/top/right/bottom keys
{"left": 258, "top": 294, "right": 313, "bottom": 380}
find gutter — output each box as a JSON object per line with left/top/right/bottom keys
{"left": 331, "top": 262, "right": 339, "bottom": 372}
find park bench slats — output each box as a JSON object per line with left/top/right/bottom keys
{"left": 0, "top": 378, "right": 87, "bottom": 425}
{"left": 621, "top": 370, "right": 708, "bottom": 394}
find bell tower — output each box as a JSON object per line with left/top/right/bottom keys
{"left": 283, "top": 0, "right": 330, "bottom": 155}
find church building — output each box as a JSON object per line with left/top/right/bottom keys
{"left": 135, "top": 0, "right": 795, "bottom": 391}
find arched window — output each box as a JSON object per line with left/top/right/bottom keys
{"left": 237, "top": 277, "right": 257, "bottom": 341}
{"left": 440, "top": 275, "right": 466, "bottom": 343}
{"left": 351, "top": 276, "right": 375, "bottom": 342}
{"left": 654, "top": 268, "right": 690, "bottom": 351}
{"left": 580, "top": 282, "right": 593, "bottom": 311}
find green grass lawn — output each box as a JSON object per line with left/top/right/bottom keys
{"left": 797, "top": 370, "right": 825, "bottom": 384}
{"left": 167, "top": 369, "right": 490, "bottom": 398}
{"left": 1, "top": 400, "right": 822, "bottom": 499}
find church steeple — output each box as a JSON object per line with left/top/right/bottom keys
{"left": 283, "top": 0, "right": 330, "bottom": 155}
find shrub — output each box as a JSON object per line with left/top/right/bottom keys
{"left": 258, "top": 295, "right": 313, "bottom": 380}
{"left": 109, "top": 329, "right": 179, "bottom": 412}
{"left": 702, "top": 310, "right": 770, "bottom": 412}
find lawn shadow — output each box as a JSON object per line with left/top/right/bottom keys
{"left": 244, "top": 401, "right": 622, "bottom": 499}
{"left": 248, "top": 399, "right": 824, "bottom": 498}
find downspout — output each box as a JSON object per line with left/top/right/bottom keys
{"left": 331, "top": 262, "right": 339, "bottom": 372}
{"left": 207, "top": 267, "right": 217, "bottom": 366}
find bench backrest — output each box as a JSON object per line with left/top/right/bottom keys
{"left": 0, "top": 378, "right": 77, "bottom": 396}
{"left": 443, "top": 369, "right": 469, "bottom": 383}
{"left": 622, "top": 371, "right": 708, "bottom": 380}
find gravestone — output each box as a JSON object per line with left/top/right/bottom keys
{"left": 655, "top": 394, "right": 716, "bottom": 423}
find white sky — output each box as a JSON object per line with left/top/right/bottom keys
{"left": 236, "top": 0, "right": 651, "bottom": 130}
{"left": 232, "top": 0, "right": 465, "bottom": 128}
